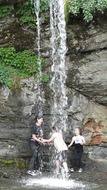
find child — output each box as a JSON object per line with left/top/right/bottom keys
{"left": 68, "top": 127, "right": 85, "bottom": 173}
{"left": 42, "top": 127, "right": 69, "bottom": 177}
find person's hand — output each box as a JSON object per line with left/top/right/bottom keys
{"left": 41, "top": 141, "right": 46, "bottom": 145}
{"left": 40, "top": 138, "right": 43, "bottom": 142}
{"left": 39, "top": 138, "right": 47, "bottom": 145}
{"left": 40, "top": 138, "right": 45, "bottom": 142}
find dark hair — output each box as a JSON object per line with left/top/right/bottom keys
{"left": 74, "top": 127, "right": 82, "bottom": 135}
{"left": 52, "top": 126, "right": 57, "bottom": 131}
{"left": 35, "top": 115, "right": 43, "bottom": 121}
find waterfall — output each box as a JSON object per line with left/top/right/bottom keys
{"left": 32, "top": 0, "right": 68, "bottom": 124}
{"left": 33, "top": 0, "right": 43, "bottom": 115}
{"left": 49, "top": 0, "right": 68, "bottom": 132}
{"left": 32, "top": 0, "right": 68, "bottom": 176}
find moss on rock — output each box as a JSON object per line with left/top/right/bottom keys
{"left": 0, "top": 158, "right": 26, "bottom": 169}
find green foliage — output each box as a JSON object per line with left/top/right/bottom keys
{"left": 0, "top": 0, "right": 107, "bottom": 23}
{"left": 0, "top": 47, "right": 16, "bottom": 66}
{"left": 0, "top": 47, "right": 48, "bottom": 87}
{"left": 16, "top": 0, "right": 49, "bottom": 27}
{"left": 65, "top": 0, "right": 107, "bottom": 22}
{"left": 10, "top": 50, "right": 39, "bottom": 76}
{"left": 0, "top": 5, "right": 13, "bottom": 18}
{"left": 64, "top": 0, "right": 71, "bottom": 22}
{"left": 0, "top": 47, "right": 39, "bottom": 86}
{"left": 0, "top": 47, "right": 39, "bottom": 75}
{"left": 41, "top": 73, "right": 49, "bottom": 83}
{"left": 40, "top": 0, "right": 49, "bottom": 12}
{"left": 16, "top": 0, "right": 35, "bottom": 28}
{"left": 0, "top": 65, "right": 12, "bottom": 86}
{"left": 40, "top": 0, "right": 49, "bottom": 23}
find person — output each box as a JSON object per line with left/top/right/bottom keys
{"left": 68, "top": 127, "right": 85, "bottom": 173}
{"left": 42, "top": 126, "right": 69, "bottom": 177}
{"left": 27, "top": 115, "right": 45, "bottom": 176}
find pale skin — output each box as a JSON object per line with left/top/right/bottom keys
{"left": 41, "top": 130, "right": 69, "bottom": 174}
{"left": 41, "top": 135, "right": 54, "bottom": 144}
{"left": 68, "top": 128, "right": 85, "bottom": 148}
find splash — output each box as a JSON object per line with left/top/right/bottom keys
{"left": 23, "top": 177, "right": 86, "bottom": 189}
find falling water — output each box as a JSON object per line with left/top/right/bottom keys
{"left": 33, "top": 0, "right": 43, "bottom": 115}
{"left": 34, "top": 0, "right": 41, "bottom": 61}
{"left": 50, "top": 0, "right": 68, "bottom": 131}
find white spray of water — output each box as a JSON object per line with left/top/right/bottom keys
{"left": 23, "top": 177, "right": 87, "bottom": 189}
{"left": 49, "top": 0, "right": 68, "bottom": 132}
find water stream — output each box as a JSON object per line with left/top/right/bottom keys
{"left": 33, "top": 0, "right": 43, "bottom": 115}
{"left": 49, "top": 0, "right": 68, "bottom": 132}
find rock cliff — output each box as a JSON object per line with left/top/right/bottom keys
{"left": 0, "top": 1, "right": 107, "bottom": 163}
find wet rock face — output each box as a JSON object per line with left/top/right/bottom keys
{"left": 66, "top": 88, "right": 107, "bottom": 144}
{"left": 0, "top": 2, "right": 107, "bottom": 163}
{"left": 0, "top": 77, "right": 51, "bottom": 161}
{"left": 0, "top": 17, "right": 35, "bottom": 51}
{"left": 88, "top": 146, "right": 107, "bottom": 162}
{"left": 66, "top": 15, "right": 107, "bottom": 161}
{"left": 67, "top": 16, "right": 107, "bottom": 106}
{"left": 67, "top": 51, "right": 107, "bottom": 105}
{"left": 0, "top": 78, "right": 41, "bottom": 158}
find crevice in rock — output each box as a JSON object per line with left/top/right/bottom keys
{"left": 69, "top": 86, "right": 107, "bottom": 107}
{"left": 79, "top": 46, "right": 107, "bottom": 55}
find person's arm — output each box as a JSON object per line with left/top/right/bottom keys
{"left": 41, "top": 135, "right": 55, "bottom": 143}
{"left": 32, "top": 134, "right": 44, "bottom": 144}
{"left": 80, "top": 136, "right": 85, "bottom": 145}
{"left": 68, "top": 137, "right": 74, "bottom": 148}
